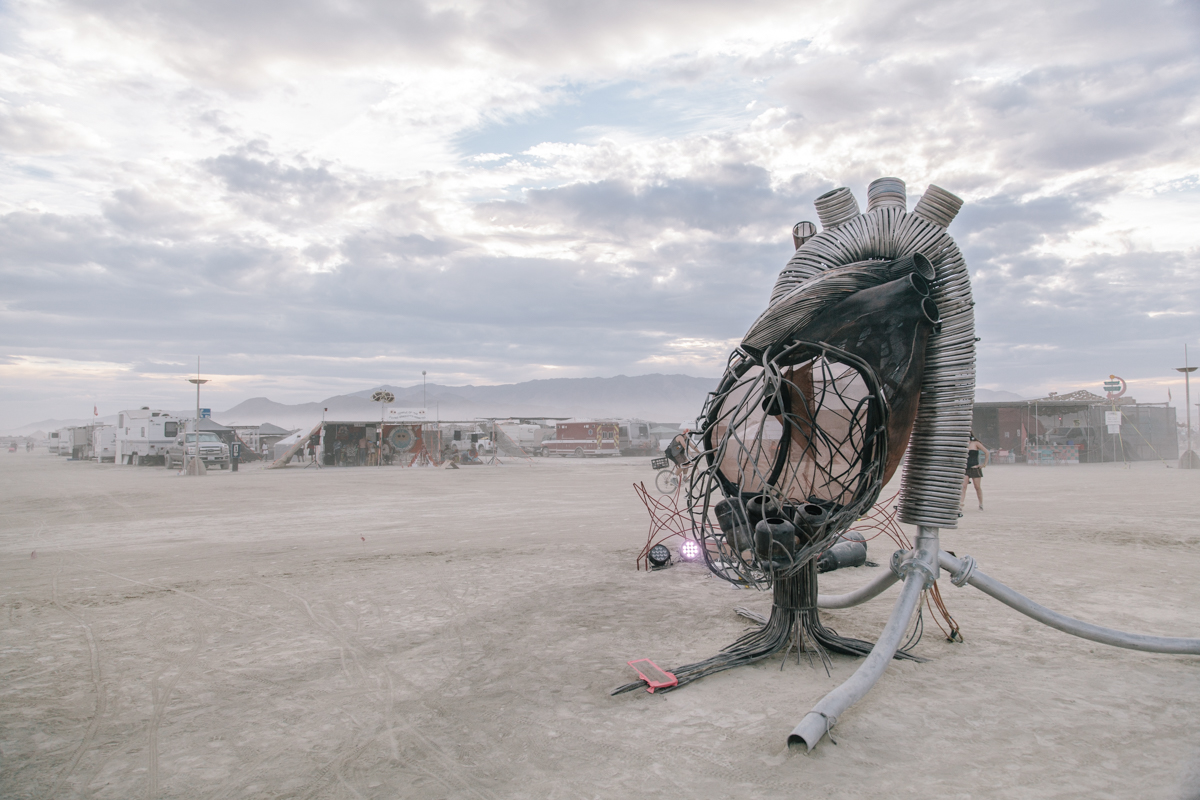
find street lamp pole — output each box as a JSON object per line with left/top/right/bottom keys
{"left": 1177, "top": 344, "right": 1197, "bottom": 469}
{"left": 187, "top": 357, "right": 209, "bottom": 474}
{"left": 422, "top": 370, "right": 427, "bottom": 409}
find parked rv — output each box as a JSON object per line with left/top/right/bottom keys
{"left": 93, "top": 425, "right": 117, "bottom": 462}
{"left": 165, "top": 431, "right": 230, "bottom": 470}
{"left": 114, "top": 408, "right": 181, "bottom": 465}
{"left": 542, "top": 421, "right": 620, "bottom": 457}
{"left": 56, "top": 427, "right": 73, "bottom": 456}
{"left": 46, "top": 430, "right": 61, "bottom": 454}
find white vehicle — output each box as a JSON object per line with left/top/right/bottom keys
{"left": 616, "top": 419, "right": 659, "bottom": 456}
{"left": 47, "top": 430, "right": 62, "bottom": 454}
{"left": 115, "top": 408, "right": 181, "bottom": 465}
{"left": 93, "top": 425, "right": 116, "bottom": 462}
{"left": 56, "top": 427, "right": 72, "bottom": 456}
{"left": 497, "top": 424, "right": 550, "bottom": 455}
{"left": 165, "top": 432, "right": 230, "bottom": 470}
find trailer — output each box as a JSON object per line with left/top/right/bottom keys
{"left": 93, "top": 425, "right": 117, "bottom": 462}
{"left": 114, "top": 408, "right": 182, "bottom": 465}
{"left": 62, "top": 425, "right": 96, "bottom": 459}
{"left": 542, "top": 421, "right": 620, "bottom": 457}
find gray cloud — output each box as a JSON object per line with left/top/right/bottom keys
{"left": 2, "top": 0, "right": 1199, "bottom": 425}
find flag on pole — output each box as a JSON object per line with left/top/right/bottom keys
{"left": 1168, "top": 388, "right": 1173, "bottom": 402}
{"left": 94, "top": 405, "right": 98, "bottom": 416}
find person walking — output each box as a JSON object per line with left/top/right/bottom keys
{"left": 960, "top": 432, "right": 986, "bottom": 515}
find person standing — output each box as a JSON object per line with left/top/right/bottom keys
{"left": 960, "top": 432, "right": 986, "bottom": 514}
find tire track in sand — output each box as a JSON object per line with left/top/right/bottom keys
{"left": 253, "top": 580, "right": 498, "bottom": 800}
{"left": 146, "top": 617, "right": 205, "bottom": 799}
{"left": 43, "top": 562, "right": 106, "bottom": 800}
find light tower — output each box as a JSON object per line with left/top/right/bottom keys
{"left": 1177, "top": 344, "right": 1198, "bottom": 469}
{"left": 186, "top": 357, "right": 209, "bottom": 475}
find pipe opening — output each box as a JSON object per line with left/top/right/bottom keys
{"left": 787, "top": 732, "right": 814, "bottom": 750}
{"left": 922, "top": 297, "right": 941, "bottom": 325}
{"left": 792, "top": 220, "right": 817, "bottom": 249}
{"left": 912, "top": 253, "right": 935, "bottom": 281}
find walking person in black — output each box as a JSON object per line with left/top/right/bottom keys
{"left": 960, "top": 432, "right": 987, "bottom": 515}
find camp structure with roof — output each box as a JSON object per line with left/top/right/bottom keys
{"left": 972, "top": 389, "right": 1178, "bottom": 464}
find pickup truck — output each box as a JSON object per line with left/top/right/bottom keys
{"left": 165, "top": 432, "right": 230, "bottom": 470}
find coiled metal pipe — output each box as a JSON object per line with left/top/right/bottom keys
{"left": 867, "top": 177, "right": 906, "bottom": 212}
{"left": 765, "top": 184, "right": 974, "bottom": 529}
{"left": 814, "top": 187, "right": 860, "bottom": 229}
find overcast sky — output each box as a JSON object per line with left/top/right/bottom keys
{"left": 2, "top": 0, "right": 1198, "bottom": 427}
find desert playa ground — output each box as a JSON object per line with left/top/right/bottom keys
{"left": 2, "top": 452, "right": 1198, "bottom": 799}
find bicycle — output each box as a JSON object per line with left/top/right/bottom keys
{"left": 651, "top": 432, "right": 696, "bottom": 495}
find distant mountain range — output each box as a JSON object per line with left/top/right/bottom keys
{"left": 4, "top": 377, "right": 1032, "bottom": 435}
{"left": 215, "top": 374, "right": 722, "bottom": 428}
{"left": 974, "top": 388, "right": 1027, "bottom": 402}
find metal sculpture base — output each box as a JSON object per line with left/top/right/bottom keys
{"left": 788, "top": 526, "right": 1200, "bottom": 751}
{"left": 612, "top": 561, "right": 920, "bottom": 698}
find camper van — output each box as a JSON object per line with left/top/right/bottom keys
{"left": 115, "top": 408, "right": 181, "bottom": 465}
{"left": 93, "top": 425, "right": 116, "bottom": 462}
{"left": 616, "top": 420, "right": 659, "bottom": 456}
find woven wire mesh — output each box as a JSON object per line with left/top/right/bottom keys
{"left": 687, "top": 341, "right": 890, "bottom": 588}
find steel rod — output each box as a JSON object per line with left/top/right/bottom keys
{"left": 938, "top": 551, "right": 1200, "bottom": 655}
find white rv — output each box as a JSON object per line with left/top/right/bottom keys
{"left": 93, "top": 425, "right": 117, "bottom": 462}
{"left": 56, "top": 427, "right": 73, "bottom": 456}
{"left": 115, "top": 408, "right": 181, "bottom": 465}
{"left": 47, "top": 430, "right": 62, "bottom": 454}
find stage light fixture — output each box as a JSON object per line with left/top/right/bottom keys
{"left": 679, "top": 539, "right": 701, "bottom": 562}
{"left": 648, "top": 544, "right": 672, "bottom": 569}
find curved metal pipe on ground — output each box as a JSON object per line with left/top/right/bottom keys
{"left": 789, "top": 572, "right": 925, "bottom": 750}
{"left": 938, "top": 551, "right": 1200, "bottom": 655}
{"left": 816, "top": 567, "right": 900, "bottom": 609}
{"left": 790, "top": 528, "right": 940, "bottom": 751}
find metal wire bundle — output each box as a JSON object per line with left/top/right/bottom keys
{"left": 612, "top": 562, "right": 923, "bottom": 696}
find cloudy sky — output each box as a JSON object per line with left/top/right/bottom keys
{"left": 1, "top": 0, "right": 1198, "bottom": 427}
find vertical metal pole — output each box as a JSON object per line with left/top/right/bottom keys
{"left": 195, "top": 358, "right": 200, "bottom": 473}
{"left": 1186, "top": 345, "right": 1193, "bottom": 462}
